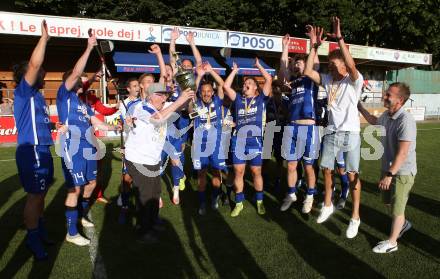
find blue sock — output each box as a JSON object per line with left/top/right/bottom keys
{"left": 38, "top": 217, "right": 48, "bottom": 241}
{"left": 307, "top": 187, "right": 317, "bottom": 196}
{"left": 171, "top": 165, "right": 184, "bottom": 186}
{"left": 340, "top": 174, "right": 350, "bottom": 199}
{"left": 65, "top": 207, "right": 78, "bottom": 236}
{"left": 81, "top": 198, "right": 90, "bottom": 218}
{"left": 26, "top": 228, "right": 47, "bottom": 259}
{"left": 212, "top": 187, "right": 221, "bottom": 200}
{"left": 121, "top": 192, "right": 130, "bottom": 208}
{"left": 179, "top": 152, "right": 185, "bottom": 169}
{"left": 287, "top": 186, "right": 297, "bottom": 194}
{"left": 198, "top": 191, "right": 206, "bottom": 206}
{"left": 255, "top": 191, "right": 264, "bottom": 201}
{"left": 235, "top": 192, "right": 245, "bottom": 203}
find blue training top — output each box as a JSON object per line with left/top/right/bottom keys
{"left": 56, "top": 83, "right": 95, "bottom": 141}
{"left": 282, "top": 76, "right": 318, "bottom": 122}
{"left": 13, "top": 79, "right": 53, "bottom": 146}
{"left": 193, "top": 95, "right": 223, "bottom": 143}
{"left": 234, "top": 92, "right": 269, "bottom": 137}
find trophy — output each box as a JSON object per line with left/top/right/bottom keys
{"left": 172, "top": 51, "right": 200, "bottom": 119}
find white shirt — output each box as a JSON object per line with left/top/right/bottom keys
{"left": 321, "top": 72, "right": 363, "bottom": 132}
{"left": 125, "top": 101, "right": 171, "bottom": 165}
{"left": 119, "top": 96, "right": 139, "bottom": 117}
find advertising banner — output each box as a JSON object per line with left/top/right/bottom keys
{"left": 0, "top": 11, "right": 162, "bottom": 42}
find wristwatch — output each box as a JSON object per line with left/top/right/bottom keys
{"left": 313, "top": 42, "right": 321, "bottom": 49}
{"left": 336, "top": 36, "right": 343, "bottom": 41}
{"left": 385, "top": 171, "right": 395, "bottom": 177}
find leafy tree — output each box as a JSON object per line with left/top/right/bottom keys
{"left": 7, "top": 0, "right": 440, "bottom": 68}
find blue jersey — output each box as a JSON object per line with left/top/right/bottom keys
{"left": 168, "top": 84, "right": 191, "bottom": 139}
{"left": 56, "top": 83, "right": 95, "bottom": 141}
{"left": 282, "top": 76, "right": 318, "bottom": 122}
{"left": 193, "top": 95, "right": 223, "bottom": 142}
{"left": 234, "top": 93, "right": 269, "bottom": 137}
{"left": 13, "top": 79, "right": 53, "bottom": 146}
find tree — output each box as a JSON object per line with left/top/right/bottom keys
{"left": 9, "top": 0, "right": 440, "bottom": 69}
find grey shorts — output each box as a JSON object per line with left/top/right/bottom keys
{"left": 320, "top": 131, "right": 360, "bottom": 173}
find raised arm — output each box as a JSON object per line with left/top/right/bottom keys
{"left": 357, "top": 101, "right": 377, "bottom": 125}
{"left": 327, "top": 17, "right": 358, "bottom": 81}
{"left": 91, "top": 115, "right": 121, "bottom": 131}
{"left": 82, "top": 69, "right": 102, "bottom": 92}
{"left": 169, "top": 27, "right": 180, "bottom": 76}
{"left": 303, "top": 25, "right": 323, "bottom": 85}
{"left": 25, "top": 20, "right": 50, "bottom": 86}
{"left": 65, "top": 35, "right": 97, "bottom": 91}
{"left": 223, "top": 62, "right": 238, "bottom": 101}
{"left": 186, "top": 32, "right": 202, "bottom": 67}
{"left": 255, "top": 58, "right": 272, "bottom": 96}
{"left": 195, "top": 63, "right": 206, "bottom": 92}
{"left": 279, "top": 34, "right": 290, "bottom": 84}
{"left": 149, "top": 44, "right": 167, "bottom": 83}
{"left": 151, "top": 88, "right": 195, "bottom": 123}
{"left": 204, "top": 62, "right": 225, "bottom": 100}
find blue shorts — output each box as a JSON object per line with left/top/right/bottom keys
{"left": 178, "top": 113, "right": 191, "bottom": 143}
{"left": 231, "top": 136, "right": 263, "bottom": 166}
{"left": 192, "top": 140, "right": 226, "bottom": 171}
{"left": 335, "top": 151, "right": 346, "bottom": 169}
{"left": 162, "top": 136, "right": 182, "bottom": 162}
{"left": 282, "top": 124, "right": 319, "bottom": 165}
{"left": 61, "top": 141, "right": 98, "bottom": 187}
{"left": 16, "top": 145, "right": 54, "bottom": 194}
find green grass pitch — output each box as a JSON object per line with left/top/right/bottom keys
{"left": 0, "top": 122, "right": 439, "bottom": 278}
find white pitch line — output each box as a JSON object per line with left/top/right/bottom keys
{"left": 84, "top": 216, "right": 108, "bottom": 279}
{"left": 0, "top": 158, "right": 16, "bottom": 162}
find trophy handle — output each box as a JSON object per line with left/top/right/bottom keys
{"left": 189, "top": 111, "right": 199, "bottom": 119}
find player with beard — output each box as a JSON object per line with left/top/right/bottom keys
{"left": 190, "top": 62, "right": 227, "bottom": 215}
{"left": 223, "top": 58, "right": 272, "bottom": 217}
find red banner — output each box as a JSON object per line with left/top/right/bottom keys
{"left": 288, "top": 38, "right": 308, "bottom": 54}
{"left": 329, "top": 42, "right": 350, "bottom": 53}
{"left": 0, "top": 114, "right": 106, "bottom": 143}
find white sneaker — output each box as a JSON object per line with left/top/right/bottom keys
{"left": 317, "top": 204, "right": 334, "bottom": 223}
{"left": 302, "top": 195, "right": 314, "bottom": 214}
{"left": 198, "top": 205, "right": 207, "bottom": 216}
{"left": 372, "top": 240, "right": 398, "bottom": 253}
{"left": 399, "top": 220, "right": 412, "bottom": 238}
{"left": 117, "top": 194, "right": 122, "bottom": 207}
{"left": 81, "top": 217, "right": 94, "bottom": 228}
{"left": 172, "top": 186, "right": 180, "bottom": 205}
{"left": 280, "top": 193, "right": 297, "bottom": 211}
{"left": 66, "top": 233, "right": 90, "bottom": 246}
{"left": 346, "top": 218, "right": 361, "bottom": 238}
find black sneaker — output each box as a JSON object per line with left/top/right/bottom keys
{"left": 399, "top": 220, "right": 412, "bottom": 238}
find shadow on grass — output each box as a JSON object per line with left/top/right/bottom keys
{"left": 93, "top": 142, "right": 117, "bottom": 203}
{"left": 0, "top": 183, "right": 66, "bottom": 278}
{"left": 0, "top": 174, "right": 21, "bottom": 211}
{"left": 96, "top": 195, "right": 197, "bottom": 278}
{"left": 179, "top": 184, "right": 268, "bottom": 278}
{"left": 343, "top": 180, "right": 440, "bottom": 260}
{"left": 260, "top": 195, "right": 385, "bottom": 278}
